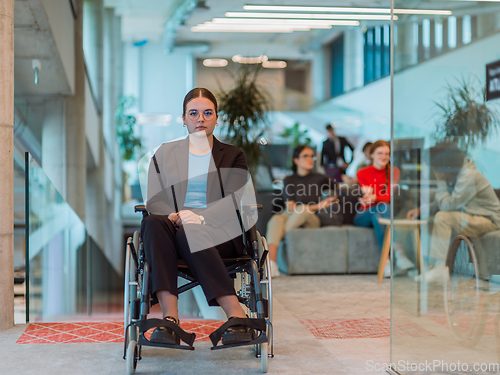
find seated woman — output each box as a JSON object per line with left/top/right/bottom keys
{"left": 407, "top": 142, "right": 500, "bottom": 283}
{"left": 266, "top": 145, "right": 340, "bottom": 277}
{"left": 141, "top": 87, "right": 254, "bottom": 346}
{"left": 354, "top": 140, "right": 412, "bottom": 276}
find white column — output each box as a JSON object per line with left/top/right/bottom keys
{"left": 343, "top": 28, "right": 364, "bottom": 92}
{"left": 0, "top": 0, "right": 15, "bottom": 331}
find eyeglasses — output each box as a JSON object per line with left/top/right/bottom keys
{"left": 300, "top": 154, "right": 317, "bottom": 160}
{"left": 187, "top": 109, "right": 215, "bottom": 121}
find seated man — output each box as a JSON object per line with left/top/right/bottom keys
{"left": 408, "top": 142, "right": 500, "bottom": 282}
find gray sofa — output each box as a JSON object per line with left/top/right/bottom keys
{"left": 276, "top": 225, "right": 380, "bottom": 275}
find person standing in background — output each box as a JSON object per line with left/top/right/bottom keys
{"left": 321, "top": 123, "right": 354, "bottom": 182}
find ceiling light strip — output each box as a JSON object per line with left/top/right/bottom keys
{"left": 223, "top": 13, "right": 395, "bottom": 21}
{"left": 211, "top": 18, "right": 337, "bottom": 25}
{"left": 191, "top": 25, "right": 299, "bottom": 33}
{"left": 194, "top": 24, "right": 312, "bottom": 30}
{"left": 242, "top": 5, "right": 452, "bottom": 15}
{"left": 209, "top": 18, "right": 359, "bottom": 26}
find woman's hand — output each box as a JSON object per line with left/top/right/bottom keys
{"left": 317, "top": 197, "right": 337, "bottom": 210}
{"left": 361, "top": 185, "right": 374, "bottom": 196}
{"left": 168, "top": 213, "right": 179, "bottom": 228}
{"left": 406, "top": 207, "right": 421, "bottom": 220}
{"left": 308, "top": 197, "right": 338, "bottom": 212}
{"left": 359, "top": 194, "right": 376, "bottom": 205}
{"left": 176, "top": 210, "right": 202, "bottom": 225}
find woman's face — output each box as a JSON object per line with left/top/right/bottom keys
{"left": 294, "top": 147, "right": 316, "bottom": 172}
{"left": 183, "top": 96, "right": 218, "bottom": 137}
{"left": 371, "top": 145, "right": 390, "bottom": 169}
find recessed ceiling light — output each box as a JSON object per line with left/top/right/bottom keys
{"left": 242, "top": 5, "right": 452, "bottom": 16}
{"left": 226, "top": 12, "right": 397, "bottom": 20}
{"left": 203, "top": 59, "right": 228, "bottom": 67}
{"left": 263, "top": 60, "right": 287, "bottom": 68}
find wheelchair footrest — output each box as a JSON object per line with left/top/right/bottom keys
{"left": 138, "top": 334, "right": 195, "bottom": 350}
{"left": 210, "top": 333, "right": 267, "bottom": 350}
{"left": 209, "top": 317, "right": 267, "bottom": 349}
{"left": 134, "top": 318, "right": 196, "bottom": 348}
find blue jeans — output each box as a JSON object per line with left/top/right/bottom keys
{"left": 353, "top": 203, "right": 390, "bottom": 251}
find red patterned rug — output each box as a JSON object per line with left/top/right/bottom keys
{"left": 426, "top": 314, "right": 497, "bottom": 335}
{"left": 300, "top": 318, "right": 435, "bottom": 339}
{"left": 17, "top": 320, "right": 224, "bottom": 344}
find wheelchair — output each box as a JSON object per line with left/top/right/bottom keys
{"left": 444, "top": 234, "right": 491, "bottom": 347}
{"left": 123, "top": 204, "right": 274, "bottom": 374}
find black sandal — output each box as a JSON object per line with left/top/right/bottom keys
{"left": 221, "top": 317, "right": 255, "bottom": 345}
{"left": 150, "top": 316, "right": 180, "bottom": 345}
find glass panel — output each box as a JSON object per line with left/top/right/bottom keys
{"left": 26, "top": 154, "right": 123, "bottom": 321}
{"left": 392, "top": 1, "right": 500, "bottom": 373}
{"left": 27, "top": 154, "right": 87, "bottom": 321}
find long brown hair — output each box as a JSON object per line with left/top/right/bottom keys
{"left": 369, "top": 140, "right": 391, "bottom": 190}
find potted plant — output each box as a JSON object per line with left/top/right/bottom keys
{"left": 434, "top": 78, "right": 500, "bottom": 151}
{"left": 280, "top": 122, "right": 312, "bottom": 149}
{"left": 217, "top": 64, "right": 271, "bottom": 177}
{"left": 115, "top": 95, "right": 142, "bottom": 161}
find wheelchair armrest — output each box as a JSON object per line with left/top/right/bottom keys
{"left": 135, "top": 204, "right": 148, "bottom": 213}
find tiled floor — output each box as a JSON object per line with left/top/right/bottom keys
{"left": 3, "top": 274, "right": 500, "bottom": 374}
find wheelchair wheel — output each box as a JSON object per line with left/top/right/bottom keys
{"left": 126, "top": 340, "right": 138, "bottom": 374}
{"left": 444, "top": 235, "right": 489, "bottom": 347}
{"left": 257, "top": 232, "right": 273, "bottom": 372}
{"left": 260, "top": 342, "right": 268, "bottom": 373}
{"left": 124, "top": 235, "right": 139, "bottom": 347}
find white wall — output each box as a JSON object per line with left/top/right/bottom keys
{"left": 139, "top": 41, "right": 193, "bottom": 116}
{"left": 393, "top": 32, "right": 500, "bottom": 142}
{"left": 314, "top": 31, "right": 500, "bottom": 186}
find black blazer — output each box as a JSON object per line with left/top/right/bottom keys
{"left": 146, "top": 136, "right": 249, "bottom": 253}
{"left": 321, "top": 136, "right": 354, "bottom": 166}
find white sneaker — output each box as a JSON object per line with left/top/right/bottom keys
{"left": 395, "top": 249, "right": 414, "bottom": 270}
{"left": 270, "top": 260, "right": 281, "bottom": 278}
{"left": 383, "top": 263, "right": 391, "bottom": 278}
{"left": 414, "top": 264, "right": 446, "bottom": 283}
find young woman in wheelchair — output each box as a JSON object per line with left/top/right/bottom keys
{"left": 141, "top": 87, "right": 257, "bottom": 346}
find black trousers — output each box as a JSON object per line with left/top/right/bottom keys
{"left": 141, "top": 214, "right": 240, "bottom": 306}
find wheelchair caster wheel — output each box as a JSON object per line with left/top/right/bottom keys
{"left": 260, "top": 342, "right": 268, "bottom": 373}
{"left": 126, "top": 340, "right": 138, "bottom": 374}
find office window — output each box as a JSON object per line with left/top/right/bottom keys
{"left": 435, "top": 21, "right": 443, "bottom": 50}
{"left": 448, "top": 16, "right": 457, "bottom": 49}
{"left": 463, "top": 15, "right": 472, "bottom": 44}
{"left": 364, "top": 25, "right": 390, "bottom": 84}
{"left": 330, "top": 36, "right": 344, "bottom": 97}
{"left": 422, "top": 19, "right": 430, "bottom": 48}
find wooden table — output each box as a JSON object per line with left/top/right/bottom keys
{"left": 377, "top": 218, "right": 428, "bottom": 283}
